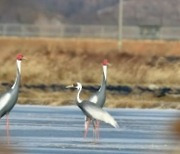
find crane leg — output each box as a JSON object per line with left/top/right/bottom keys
{"left": 92, "top": 120, "right": 100, "bottom": 142}
{"left": 92, "top": 120, "right": 96, "bottom": 142}
{"left": 84, "top": 118, "right": 90, "bottom": 138}
{"left": 93, "top": 120, "right": 100, "bottom": 141}
{"left": 96, "top": 120, "right": 100, "bottom": 140}
{"left": 6, "top": 114, "right": 10, "bottom": 144}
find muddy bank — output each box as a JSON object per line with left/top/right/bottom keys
{"left": 1, "top": 82, "right": 179, "bottom": 98}
{"left": 1, "top": 82, "right": 179, "bottom": 108}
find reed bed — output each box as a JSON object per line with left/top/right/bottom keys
{"left": 0, "top": 37, "right": 179, "bottom": 108}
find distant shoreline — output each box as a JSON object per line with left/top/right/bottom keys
{"left": 1, "top": 82, "right": 179, "bottom": 109}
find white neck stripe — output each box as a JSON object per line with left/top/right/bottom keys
{"left": 103, "top": 65, "right": 107, "bottom": 80}
{"left": 77, "top": 85, "right": 82, "bottom": 103}
{"left": 17, "top": 60, "right": 21, "bottom": 73}
{"left": 11, "top": 60, "right": 21, "bottom": 89}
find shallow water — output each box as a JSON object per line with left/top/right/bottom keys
{"left": 0, "top": 105, "right": 179, "bottom": 154}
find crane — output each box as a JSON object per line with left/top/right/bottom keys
{"left": 0, "top": 53, "right": 25, "bottom": 144}
{"left": 66, "top": 82, "right": 119, "bottom": 141}
{"left": 85, "top": 59, "right": 109, "bottom": 139}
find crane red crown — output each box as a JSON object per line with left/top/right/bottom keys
{"left": 16, "top": 53, "right": 24, "bottom": 60}
{"left": 102, "top": 59, "right": 109, "bottom": 65}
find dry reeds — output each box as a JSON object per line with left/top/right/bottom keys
{"left": 0, "top": 37, "right": 179, "bottom": 85}
{"left": 0, "top": 37, "right": 179, "bottom": 108}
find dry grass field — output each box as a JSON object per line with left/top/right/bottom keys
{"left": 0, "top": 37, "right": 179, "bottom": 108}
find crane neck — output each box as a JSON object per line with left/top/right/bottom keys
{"left": 16, "top": 60, "right": 22, "bottom": 73}
{"left": 98, "top": 65, "right": 107, "bottom": 93}
{"left": 102, "top": 65, "right": 107, "bottom": 81}
{"left": 76, "top": 86, "right": 82, "bottom": 103}
{"left": 11, "top": 60, "right": 21, "bottom": 89}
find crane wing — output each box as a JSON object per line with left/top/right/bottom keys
{"left": 83, "top": 102, "right": 119, "bottom": 128}
{"left": 0, "top": 92, "right": 11, "bottom": 117}
{"left": 89, "top": 94, "right": 98, "bottom": 104}
{"left": 0, "top": 93, "right": 11, "bottom": 111}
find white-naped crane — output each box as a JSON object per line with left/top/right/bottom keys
{"left": 66, "top": 82, "right": 118, "bottom": 141}
{"left": 0, "top": 53, "right": 25, "bottom": 144}
{"left": 84, "top": 59, "right": 109, "bottom": 139}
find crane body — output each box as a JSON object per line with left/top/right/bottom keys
{"left": 85, "top": 59, "right": 109, "bottom": 138}
{"left": 66, "top": 82, "right": 119, "bottom": 141}
{"left": 0, "top": 54, "right": 24, "bottom": 144}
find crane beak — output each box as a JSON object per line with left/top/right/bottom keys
{"left": 66, "top": 85, "right": 74, "bottom": 89}
{"left": 22, "top": 57, "right": 27, "bottom": 60}
{"left": 66, "top": 84, "right": 78, "bottom": 90}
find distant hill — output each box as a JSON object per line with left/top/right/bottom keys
{"left": 0, "top": 0, "right": 180, "bottom": 26}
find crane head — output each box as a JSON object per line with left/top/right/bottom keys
{"left": 16, "top": 53, "right": 24, "bottom": 61}
{"left": 66, "top": 82, "right": 82, "bottom": 90}
{"left": 102, "top": 59, "right": 110, "bottom": 66}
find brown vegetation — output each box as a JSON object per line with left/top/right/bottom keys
{"left": 0, "top": 37, "right": 179, "bottom": 108}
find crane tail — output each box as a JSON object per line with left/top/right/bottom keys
{"left": 100, "top": 110, "right": 119, "bottom": 128}
{"left": 104, "top": 112, "right": 119, "bottom": 128}
{"left": 84, "top": 103, "right": 119, "bottom": 128}
{"left": 110, "top": 119, "right": 119, "bottom": 128}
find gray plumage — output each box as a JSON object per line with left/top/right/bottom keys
{"left": 67, "top": 82, "right": 119, "bottom": 128}
{"left": 89, "top": 72, "right": 106, "bottom": 108}
{"left": 89, "top": 60, "right": 108, "bottom": 108}
{"left": 78, "top": 100, "right": 119, "bottom": 128}
{"left": 86, "top": 60, "right": 108, "bottom": 132}
{"left": 0, "top": 54, "right": 23, "bottom": 118}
